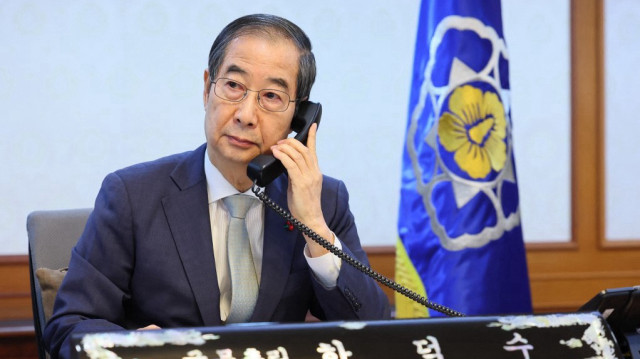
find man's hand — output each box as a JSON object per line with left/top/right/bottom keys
{"left": 271, "top": 123, "right": 333, "bottom": 257}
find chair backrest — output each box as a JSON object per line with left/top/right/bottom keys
{"left": 27, "top": 208, "right": 92, "bottom": 359}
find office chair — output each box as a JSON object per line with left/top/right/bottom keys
{"left": 27, "top": 208, "right": 92, "bottom": 359}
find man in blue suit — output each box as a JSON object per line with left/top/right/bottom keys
{"left": 44, "top": 13, "right": 390, "bottom": 359}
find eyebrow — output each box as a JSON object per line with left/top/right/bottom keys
{"left": 222, "top": 64, "right": 292, "bottom": 92}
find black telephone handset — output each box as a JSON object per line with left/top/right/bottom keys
{"left": 247, "top": 101, "right": 322, "bottom": 187}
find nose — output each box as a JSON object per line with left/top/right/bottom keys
{"left": 233, "top": 90, "right": 260, "bottom": 127}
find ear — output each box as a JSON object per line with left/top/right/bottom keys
{"left": 203, "top": 69, "right": 212, "bottom": 106}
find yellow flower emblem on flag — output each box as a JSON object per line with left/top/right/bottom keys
{"left": 438, "top": 85, "right": 507, "bottom": 179}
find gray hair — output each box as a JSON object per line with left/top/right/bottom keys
{"left": 208, "top": 14, "right": 316, "bottom": 102}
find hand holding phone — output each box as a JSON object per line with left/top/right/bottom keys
{"left": 271, "top": 118, "right": 334, "bottom": 257}
{"left": 248, "top": 101, "right": 333, "bottom": 256}
{"left": 247, "top": 101, "right": 464, "bottom": 316}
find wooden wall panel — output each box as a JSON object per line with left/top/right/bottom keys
{"left": 0, "top": 256, "right": 32, "bottom": 321}
{"left": 364, "top": 247, "right": 397, "bottom": 304}
{"left": 365, "top": 246, "right": 640, "bottom": 314}
{"left": 0, "top": 257, "right": 36, "bottom": 359}
{"left": 3, "top": 248, "right": 637, "bottom": 321}
{"left": 526, "top": 0, "right": 640, "bottom": 311}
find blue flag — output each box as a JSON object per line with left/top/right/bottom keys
{"left": 396, "top": 0, "right": 532, "bottom": 317}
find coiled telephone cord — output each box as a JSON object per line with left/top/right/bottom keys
{"left": 252, "top": 183, "right": 465, "bottom": 318}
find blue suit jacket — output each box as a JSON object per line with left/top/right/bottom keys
{"left": 44, "top": 144, "right": 390, "bottom": 359}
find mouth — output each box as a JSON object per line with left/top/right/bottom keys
{"left": 226, "top": 135, "right": 257, "bottom": 149}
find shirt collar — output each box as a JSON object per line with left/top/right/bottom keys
{"left": 204, "top": 148, "right": 256, "bottom": 204}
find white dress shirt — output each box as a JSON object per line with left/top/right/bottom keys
{"left": 203, "top": 150, "right": 342, "bottom": 321}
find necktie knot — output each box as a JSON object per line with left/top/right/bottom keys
{"left": 223, "top": 195, "right": 254, "bottom": 219}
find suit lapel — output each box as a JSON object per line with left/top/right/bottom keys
{"left": 162, "top": 144, "right": 222, "bottom": 326}
{"left": 250, "top": 176, "right": 299, "bottom": 322}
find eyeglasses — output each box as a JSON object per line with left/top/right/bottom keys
{"left": 211, "top": 77, "right": 296, "bottom": 112}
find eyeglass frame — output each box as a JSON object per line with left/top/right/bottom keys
{"left": 210, "top": 77, "right": 298, "bottom": 113}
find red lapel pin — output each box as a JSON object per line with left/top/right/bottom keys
{"left": 284, "top": 220, "right": 294, "bottom": 232}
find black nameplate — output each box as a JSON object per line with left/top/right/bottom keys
{"left": 71, "top": 312, "right": 622, "bottom": 359}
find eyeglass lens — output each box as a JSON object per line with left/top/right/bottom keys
{"left": 214, "top": 78, "right": 291, "bottom": 112}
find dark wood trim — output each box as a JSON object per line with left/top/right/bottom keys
{"left": 596, "top": 0, "right": 607, "bottom": 251}
{"left": 600, "top": 240, "right": 640, "bottom": 249}
{"left": 0, "top": 320, "right": 34, "bottom": 337}
{"left": 361, "top": 245, "right": 395, "bottom": 254}
{"left": 525, "top": 241, "right": 578, "bottom": 251}
{"left": 0, "top": 255, "right": 29, "bottom": 265}
{"left": 571, "top": 0, "right": 599, "bottom": 252}
{"left": 0, "top": 292, "right": 31, "bottom": 299}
